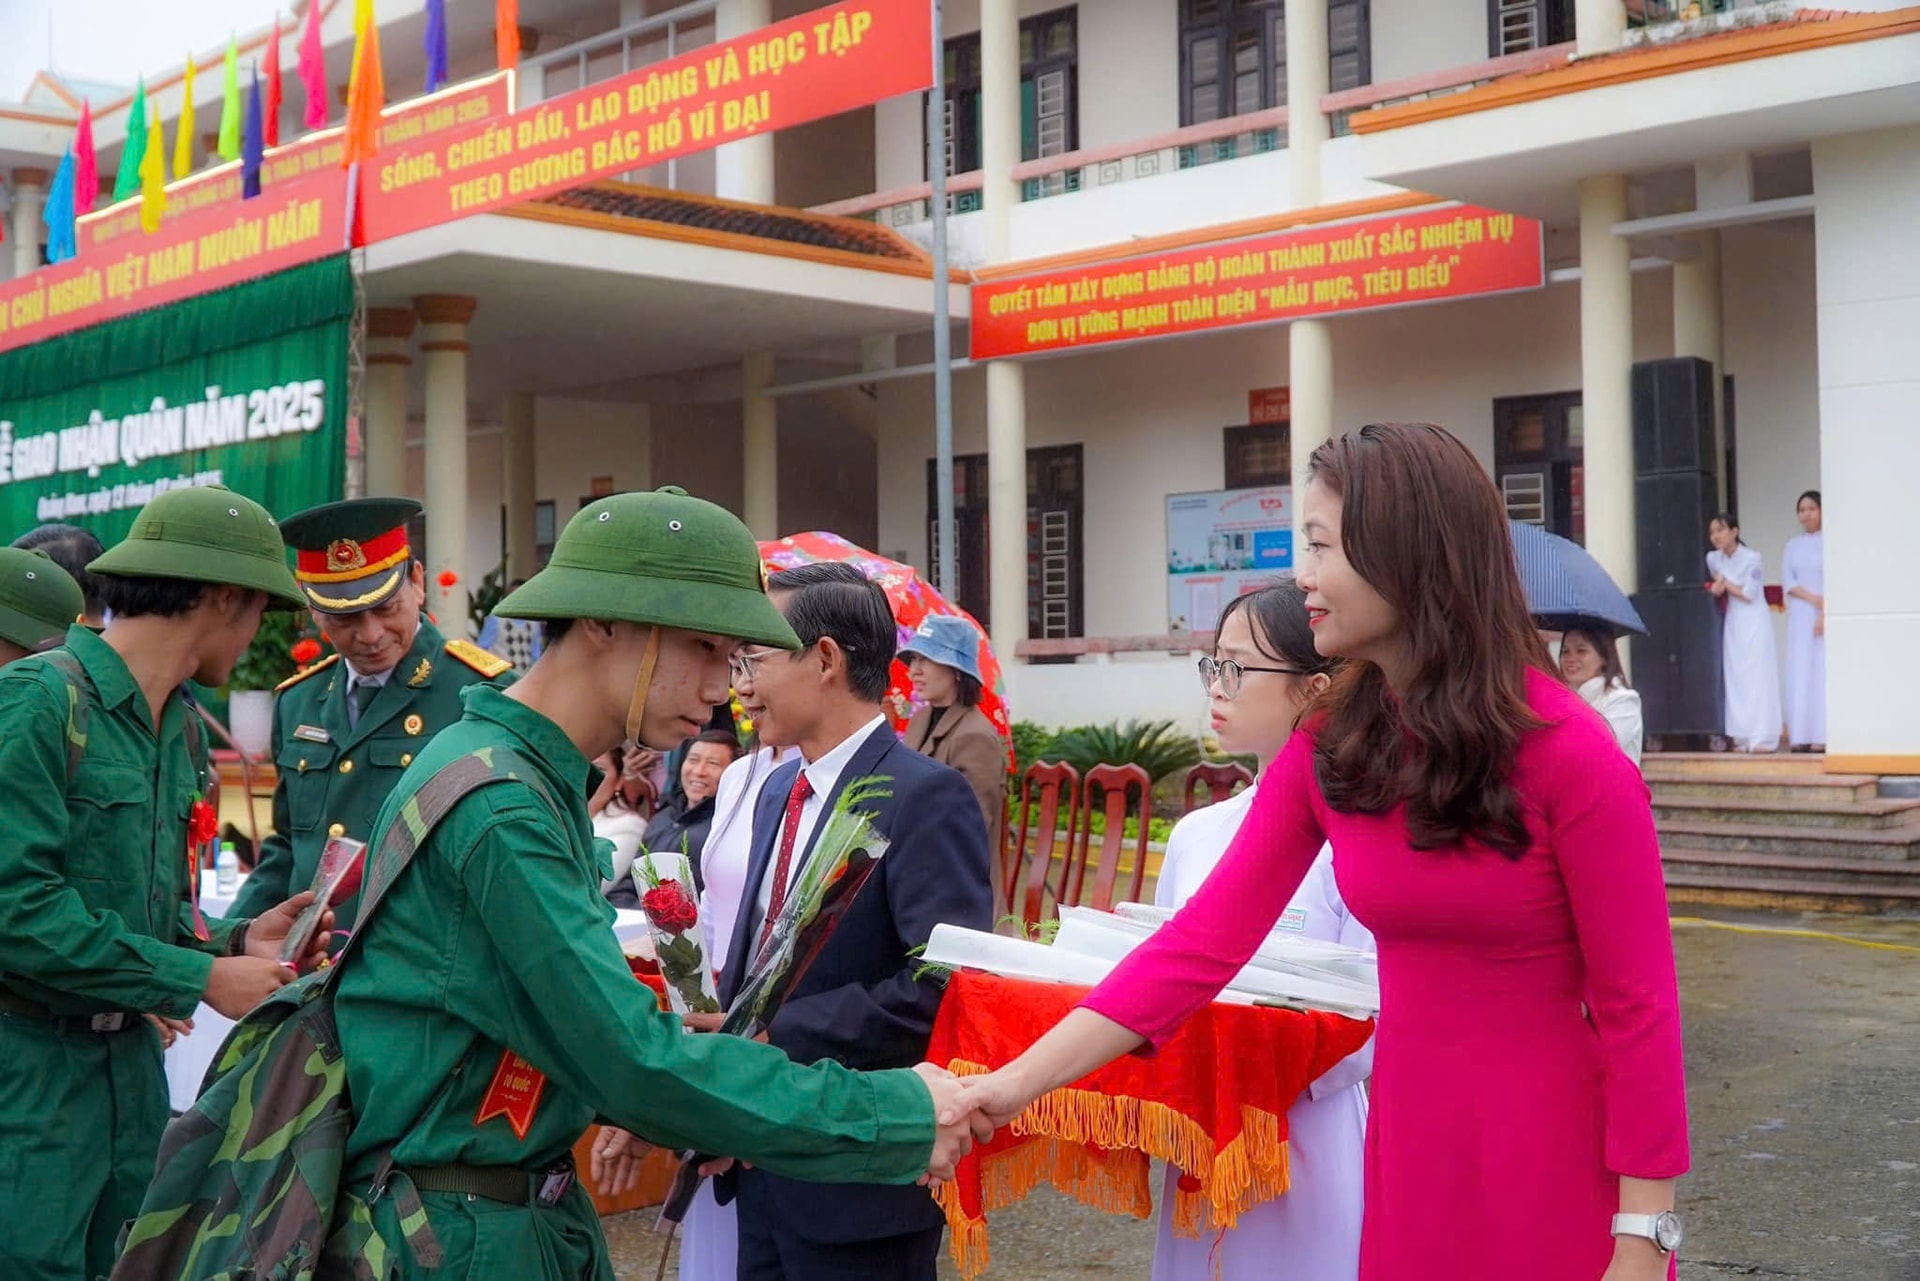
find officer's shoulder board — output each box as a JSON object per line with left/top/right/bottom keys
{"left": 445, "top": 638, "right": 512, "bottom": 679}
{"left": 275, "top": 652, "right": 341, "bottom": 694}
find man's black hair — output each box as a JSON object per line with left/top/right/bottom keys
{"left": 767, "top": 561, "right": 896, "bottom": 703}
{"left": 13, "top": 524, "right": 105, "bottom": 617}
{"left": 92, "top": 573, "right": 209, "bottom": 619}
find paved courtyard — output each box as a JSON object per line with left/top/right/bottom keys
{"left": 605, "top": 909, "right": 1920, "bottom": 1280}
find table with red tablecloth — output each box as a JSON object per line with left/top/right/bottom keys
{"left": 928, "top": 971, "right": 1375, "bottom": 1277}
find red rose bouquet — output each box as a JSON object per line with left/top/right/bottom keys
{"left": 637, "top": 846, "right": 720, "bottom": 1016}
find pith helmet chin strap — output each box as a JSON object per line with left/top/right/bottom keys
{"left": 622, "top": 625, "right": 664, "bottom": 748}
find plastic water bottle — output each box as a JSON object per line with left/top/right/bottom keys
{"left": 216, "top": 842, "right": 239, "bottom": 896}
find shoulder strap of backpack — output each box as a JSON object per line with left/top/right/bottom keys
{"left": 39, "top": 649, "right": 92, "bottom": 787}
{"left": 324, "top": 745, "right": 558, "bottom": 984}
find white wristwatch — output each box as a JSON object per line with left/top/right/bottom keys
{"left": 1612, "top": 1211, "right": 1684, "bottom": 1253}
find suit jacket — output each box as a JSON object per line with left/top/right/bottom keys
{"left": 716, "top": 720, "right": 993, "bottom": 1245}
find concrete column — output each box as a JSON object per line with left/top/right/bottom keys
{"left": 10, "top": 168, "right": 49, "bottom": 279}
{"left": 1671, "top": 232, "right": 1724, "bottom": 505}
{"left": 415, "top": 294, "right": 477, "bottom": 636}
{"left": 503, "top": 393, "right": 539, "bottom": 582}
{"left": 742, "top": 351, "right": 778, "bottom": 539}
{"left": 1576, "top": 0, "right": 1626, "bottom": 57}
{"left": 981, "top": 0, "right": 1028, "bottom": 653}
{"left": 1578, "top": 175, "right": 1636, "bottom": 601}
{"left": 1810, "top": 125, "right": 1920, "bottom": 769}
{"left": 715, "top": 0, "right": 775, "bottom": 203}
{"left": 364, "top": 307, "right": 416, "bottom": 499}
{"left": 1284, "top": 0, "right": 1333, "bottom": 526}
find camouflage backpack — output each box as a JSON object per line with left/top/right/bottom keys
{"left": 112, "top": 746, "right": 554, "bottom": 1281}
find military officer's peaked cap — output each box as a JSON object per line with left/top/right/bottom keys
{"left": 495, "top": 486, "right": 799, "bottom": 650}
{"left": 0, "top": 547, "right": 85, "bottom": 651}
{"left": 278, "top": 497, "right": 423, "bottom": 616}
{"left": 88, "top": 484, "right": 305, "bottom": 608}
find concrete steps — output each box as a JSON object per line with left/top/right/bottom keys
{"left": 1646, "top": 753, "right": 1920, "bottom": 913}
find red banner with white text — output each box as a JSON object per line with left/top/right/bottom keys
{"left": 358, "top": 0, "right": 932, "bottom": 242}
{"left": 970, "top": 205, "right": 1545, "bottom": 361}
{"left": 0, "top": 173, "right": 349, "bottom": 355}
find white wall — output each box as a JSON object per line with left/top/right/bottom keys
{"left": 1367, "top": 0, "right": 1489, "bottom": 84}
{"left": 1812, "top": 126, "right": 1920, "bottom": 762}
{"left": 534, "top": 396, "right": 654, "bottom": 528}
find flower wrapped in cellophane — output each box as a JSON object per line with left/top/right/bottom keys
{"left": 636, "top": 844, "right": 721, "bottom": 1016}
{"left": 657, "top": 774, "right": 893, "bottom": 1225}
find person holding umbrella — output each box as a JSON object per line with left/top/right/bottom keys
{"left": 1558, "top": 627, "right": 1643, "bottom": 763}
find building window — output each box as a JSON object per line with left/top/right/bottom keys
{"left": 1224, "top": 423, "right": 1290, "bottom": 489}
{"left": 1488, "top": 0, "right": 1573, "bottom": 55}
{"left": 1179, "top": 0, "right": 1369, "bottom": 131}
{"left": 931, "top": 8, "right": 1080, "bottom": 206}
{"left": 928, "top": 444, "right": 1085, "bottom": 640}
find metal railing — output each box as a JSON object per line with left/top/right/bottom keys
{"left": 524, "top": 0, "right": 719, "bottom": 192}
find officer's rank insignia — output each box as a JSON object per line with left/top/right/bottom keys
{"left": 294, "top": 724, "right": 331, "bottom": 744}
{"left": 404, "top": 714, "right": 424, "bottom": 736}
{"left": 408, "top": 658, "right": 432, "bottom": 687}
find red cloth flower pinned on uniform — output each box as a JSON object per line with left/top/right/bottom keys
{"left": 187, "top": 798, "right": 220, "bottom": 848}
{"left": 290, "top": 637, "right": 323, "bottom": 666}
{"left": 641, "top": 879, "right": 700, "bottom": 936}
{"left": 437, "top": 570, "right": 459, "bottom": 592}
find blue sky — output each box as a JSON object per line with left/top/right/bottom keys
{"left": 1, "top": 1, "right": 286, "bottom": 102}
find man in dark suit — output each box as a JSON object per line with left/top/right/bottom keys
{"left": 717, "top": 561, "right": 993, "bottom": 1280}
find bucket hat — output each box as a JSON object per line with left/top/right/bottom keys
{"left": 0, "top": 548, "right": 85, "bottom": 651}
{"left": 495, "top": 486, "right": 799, "bottom": 650}
{"left": 899, "top": 614, "right": 984, "bottom": 684}
{"left": 88, "top": 484, "right": 304, "bottom": 609}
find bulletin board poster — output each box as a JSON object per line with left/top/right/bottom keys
{"left": 1166, "top": 485, "right": 1293, "bottom": 634}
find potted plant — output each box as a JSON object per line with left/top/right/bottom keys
{"left": 226, "top": 612, "right": 326, "bottom": 758}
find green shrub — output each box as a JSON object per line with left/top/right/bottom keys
{"left": 1047, "top": 718, "right": 1202, "bottom": 784}
{"left": 1010, "top": 720, "right": 1058, "bottom": 782}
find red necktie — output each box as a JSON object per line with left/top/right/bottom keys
{"left": 757, "top": 771, "right": 814, "bottom": 953}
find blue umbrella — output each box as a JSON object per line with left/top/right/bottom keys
{"left": 1508, "top": 520, "right": 1647, "bottom": 635}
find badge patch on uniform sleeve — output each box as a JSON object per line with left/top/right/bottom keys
{"left": 294, "top": 724, "right": 331, "bottom": 743}
{"left": 474, "top": 1048, "right": 549, "bottom": 1141}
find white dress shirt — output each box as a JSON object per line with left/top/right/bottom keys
{"left": 749, "top": 715, "right": 888, "bottom": 931}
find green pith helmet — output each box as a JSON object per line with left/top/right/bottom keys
{"left": 495, "top": 486, "right": 798, "bottom": 649}
{"left": 0, "top": 548, "right": 85, "bottom": 651}
{"left": 88, "top": 484, "right": 305, "bottom": 609}
{"left": 278, "top": 496, "right": 424, "bottom": 615}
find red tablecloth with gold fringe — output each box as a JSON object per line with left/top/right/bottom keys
{"left": 928, "top": 971, "right": 1375, "bottom": 1277}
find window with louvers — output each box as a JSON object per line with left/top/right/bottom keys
{"left": 1179, "top": 0, "right": 1369, "bottom": 129}
{"left": 930, "top": 7, "right": 1079, "bottom": 202}
{"left": 1489, "top": 0, "right": 1574, "bottom": 55}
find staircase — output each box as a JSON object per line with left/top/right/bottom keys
{"left": 1646, "top": 753, "right": 1920, "bottom": 914}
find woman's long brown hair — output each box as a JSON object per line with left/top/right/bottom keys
{"left": 1309, "top": 422, "right": 1554, "bottom": 858}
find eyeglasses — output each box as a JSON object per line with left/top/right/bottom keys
{"left": 1197, "top": 655, "right": 1311, "bottom": 700}
{"left": 728, "top": 647, "right": 785, "bottom": 685}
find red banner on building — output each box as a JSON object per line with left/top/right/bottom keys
{"left": 0, "top": 173, "right": 349, "bottom": 355}
{"left": 359, "top": 0, "right": 931, "bottom": 243}
{"left": 77, "top": 74, "right": 510, "bottom": 255}
{"left": 970, "top": 205, "right": 1545, "bottom": 361}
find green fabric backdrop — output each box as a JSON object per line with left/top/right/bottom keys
{"left": 0, "top": 255, "right": 352, "bottom": 544}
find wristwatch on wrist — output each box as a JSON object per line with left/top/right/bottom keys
{"left": 1612, "top": 1211, "right": 1684, "bottom": 1254}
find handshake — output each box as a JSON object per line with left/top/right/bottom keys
{"left": 587, "top": 1061, "right": 1040, "bottom": 1195}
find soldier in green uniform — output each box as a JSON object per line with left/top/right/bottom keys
{"left": 335, "top": 487, "right": 983, "bottom": 1279}
{"left": 0, "top": 486, "right": 336, "bottom": 1281}
{"left": 228, "top": 498, "right": 510, "bottom": 929}
{"left": 0, "top": 546, "right": 86, "bottom": 667}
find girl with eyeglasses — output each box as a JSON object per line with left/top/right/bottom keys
{"left": 1156, "top": 578, "right": 1374, "bottom": 1281}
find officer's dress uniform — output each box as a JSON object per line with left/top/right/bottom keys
{"left": 228, "top": 496, "right": 509, "bottom": 929}
{"left": 0, "top": 486, "right": 307, "bottom": 1281}
{"left": 333, "top": 489, "right": 939, "bottom": 1280}
{"left": 228, "top": 627, "right": 507, "bottom": 928}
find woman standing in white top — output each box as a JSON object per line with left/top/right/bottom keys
{"left": 677, "top": 740, "right": 788, "bottom": 1281}
{"left": 1707, "top": 513, "right": 1783, "bottom": 753}
{"left": 1557, "top": 626, "right": 1643, "bottom": 763}
{"left": 1781, "top": 491, "right": 1826, "bottom": 752}
{"left": 1151, "top": 578, "right": 1376, "bottom": 1281}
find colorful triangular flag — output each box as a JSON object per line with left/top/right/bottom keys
{"left": 139, "top": 114, "right": 167, "bottom": 232}
{"left": 299, "top": 0, "right": 327, "bottom": 130}
{"left": 45, "top": 150, "right": 77, "bottom": 263}
{"left": 114, "top": 78, "right": 148, "bottom": 202}
{"left": 497, "top": 0, "right": 520, "bottom": 71}
{"left": 218, "top": 35, "right": 243, "bottom": 161}
{"left": 264, "top": 15, "right": 284, "bottom": 147}
{"left": 424, "top": 0, "right": 448, "bottom": 94}
{"left": 342, "top": 0, "right": 384, "bottom": 168}
{"left": 75, "top": 100, "right": 99, "bottom": 212}
{"left": 174, "top": 54, "right": 197, "bottom": 178}
{"left": 243, "top": 69, "right": 265, "bottom": 198}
